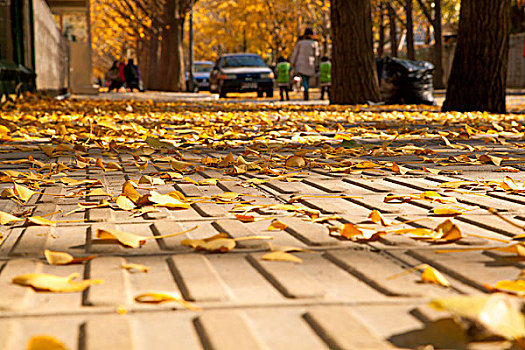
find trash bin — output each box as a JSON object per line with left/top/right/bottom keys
{"left": 376, "top": 57, "right": 435, "bottom": 105}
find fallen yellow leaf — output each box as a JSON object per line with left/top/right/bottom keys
{"left": 421, "top": 265, "right": 451, "bottom": 287}
{"left": 134, "top": 292, "right": 200, "bottom": 310}
{"left": 262, "top": 251, "right": 302, "bottom": 263}
{"left": 0, "top": 210, "right": 21, "bottom": 225}
{"left": 44, "top": 250, "right": 96, "bottom": 265}
{"left": 267, "top": 219, "right": 287, "bottom": 231}
{"left": 27, "top": 335, "right": 69, "bottom": 350}
{"left": 121, "top": 263, "right": 150, "bottom": 273}
{"left": 12, "top": 272, "right": 102, "bottom": 292}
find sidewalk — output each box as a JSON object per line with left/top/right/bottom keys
{"left": 73, "top": 90, "right": 219, "bottom": 102}
{"left": 0, "top": 96, "right": 524, "bottom": 349}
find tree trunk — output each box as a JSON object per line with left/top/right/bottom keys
{"left": 405, "top": 0, "right": 415, "bottom": 60}
{"left": 443, "top": 0, "right": 510, "bottom": 113}
{"left": 387, "top": 3, "right": 398, "bottom": 57}
{"left": 148, "top": 0, "right": 191, "bottom": 92}
{"left": 330, "top": 0, "right": 381, "bottom": 104}
{"left": 147, "top": 31, "right": 160, "bottom": 90}
{"left": 433, "top": 0, "right": 444, "bottom": 88}
{"left": 378, "top": 2, "right": 385, "bottom": 57}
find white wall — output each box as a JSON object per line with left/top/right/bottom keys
{"left": 33, "top": 0, "right": 68, "bottom": 92}
{"left": 508, "top": 33, "right": 525, "bottom": 88}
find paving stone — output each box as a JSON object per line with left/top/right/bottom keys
{"left": 408, "top": 249, "right": 521, "bottom": 291}
{"left": 83, "top": 316, "right": 135, "bottom": 350}
{"left": 0, "top": 259, "right": 40, "bottom": 310}
{"left": 325, "top": 250, "right": 457, "bottom": 297}
{"left": 169, "top": 255, "right": 230, "bottom": 302}
{"left": 212, "top": 219, "right": 268, "bottom": 248}
{"left": 248, "top": 253, "right": 326, "bottom": 299}
{"left": 87, "top": 207, "right": 114, "bottom": 222}
{"left": 87, "top": 257, "right": 128, "bottom": 306}
{"left": 304, "top": 306, "right": 392, "bottom": 349}
{"left": 195, "top": 311, "right": 265, "bottom": 350}
{"left": 283, "top": 217, "right": 342, "bottom": 246}
{"left": 10, "top": 226, "right": 53, "bottom": 257}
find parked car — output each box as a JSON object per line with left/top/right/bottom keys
{"left": 185, "top": 61, "right": 214, "bottom": 92}
{"left": 209, "top": 54, "right": 274, "bottom": 98}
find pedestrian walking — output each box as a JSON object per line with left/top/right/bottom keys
{"left": 319, "top": 56, "right": 331, "bottom": 100}
{"left": 124, "top": 59, "right": 143, "bottom": 92}
{"left": 275, "top": 56, "right": 291, "bottom": 101}
{"left": 290, "top": 28, "right": 320, "bottom": 101}
{"left": 105, "top": 60, "right": 123, "bottom": 92}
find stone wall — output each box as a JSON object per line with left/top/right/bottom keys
{"left": 508, "top": 33, "right": 525, "bottom": 88}
{"left": 33, "top": 0, "right": 68, "bottom": 93}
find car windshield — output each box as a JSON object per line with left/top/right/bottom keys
{"left": 194, "top": 64, "right": 213, "bottom": 73}
{"left": 222, "top": 56, "right": 266, "bottom": 68}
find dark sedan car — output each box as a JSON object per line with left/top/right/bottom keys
{"left": 185, "top": 61, "right": 214, "bottom": 92}
{"left": 209, "top": 54, "right": 274, "bottom": 98}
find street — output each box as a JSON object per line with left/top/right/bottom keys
{"left": 0, "top": 95, "right": 525, "bottom": 349}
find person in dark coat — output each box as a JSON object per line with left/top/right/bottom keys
{"left": 105, "top": 60, "right": 123, "bottom": 92}
{"left": 124, "top": 59, "right": 143, "bottom": 92}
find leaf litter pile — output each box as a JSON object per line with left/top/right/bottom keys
{"left": 3, "top": 97, "right": 525, "bottom": 347}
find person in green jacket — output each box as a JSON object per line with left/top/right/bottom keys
{"left": 319, "top": 56, "right": 331, "bottom": 100}
{"left": 275, "top": 56, "right": 291, "bottom": 101}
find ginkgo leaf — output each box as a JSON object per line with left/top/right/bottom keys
{"left": 430, "top": 293, "right": 525, "bottom": 341}
{"left": 217, "top": 152, "right": 235, "bottom": 167}
{"left": 122, "top": 180, "right": 141, "bottom": 203}
{"left": 145, "top": 136, "right": 176, "bottom": 150}
{"left": 96, "top": 228, "right": 148, "bottom": 248}
{"left": 338, "top": 223, "right": 380, "bottom": 241}
{"left": 135, "top": 160, "right": 148, "bottom": 170}
{"left": 495, "top": 244, "right": 525, "bottom": 257}
{"left": 268, "top": 242, "right": 311, "bottom": 252}
{"left": 13, "top": 183, "right": 35, "bottom": 202}
{"left": 121, "top": 263, "right": 150, "bottom": 273}
{"left": 86, "top": 188, "right": 112, "bottom": 197}
{"left": 95, "top": 158, "right": 105, "bottom": 170}
{"left": 44, "top": 250, "right": 96, "bottom": 265}
{"left": 0, "top": 210, "right": 21, "bottom": 225}
{"left": 198, "top": 178, "right": 218, "bottom": 186}
{"left": 170, "top": 160, "right": 191, "bottom": 172}
{"left": 262, "top": 251, "right": 302, "bottom": 263}
{"left": 134, "top": 292, "right": 200, "bottom": 310}
{"left": 478, "top": 154, "right": 503, "bottom": 166}
{"left": 392, "top": 162, "right": 410, "bottom": 175}
{"left": 106, "top": 161, "right": 123, "bottom": 171}
{"left": 267, "top": 219, "right": 287, "bottom": 231}
{"left": 422, "top": 166, "right": 441, "bottom": 175}
{"left": 421, "top": 265, "right": 451, "bottom": 287}
{"left": 116, "top": 195, "right": 136, "bottom": 211}
{"left": 368, "top": 210, "right": 393, "bottom": 226}
{"left": 148, "top": 191, "right": 190, "bottom": 209}
{"left": 12, "top": 272, "right": 102, "bottom": 292}
{"left": 432, "top": 208, "right": 463, "bottom": 217}
{"left": 27, "top": 335, "right": 69, "bottom": 350}
{"left": 234, "top": 214, "right": 255, "bottom": 222}
{"left": 182, "top": 237, "right": 237, "bottom": 253}
{"left": 494, "top": 280, "right": 525, "bottom": 295}
{"left": 285, "top": 155, "right": 306, "bottom": 168}
{"left": 213, "top": 192, "right": 240, "bottom": 202}
{"left": 27, "top": 216, "right": 56, "bottom": 227}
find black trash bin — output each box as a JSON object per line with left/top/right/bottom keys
{"left": 376, "top": 57, "right": 435, "bottom": 105}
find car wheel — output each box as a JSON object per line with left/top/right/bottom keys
{"left": 265, "top": 89, "right": 274, "bottom": 98}
{"left": 257, "top": 90, "right": 264, "bottom": 98}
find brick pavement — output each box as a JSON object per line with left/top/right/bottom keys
{"left": 1, "top": 98, "right": 525, "bottom": 349}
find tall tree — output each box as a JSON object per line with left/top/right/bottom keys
{"left": 442, "top": 0, "right": 510, "bottom": 113}
{"left": 404, "top": 0, "right": 415, "bottom": 60}
{"left": 331, "top": 0, "right": 381, "bottom": 104}
{"left": 416, "top": 0, "right": 445, "bottom": 88}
